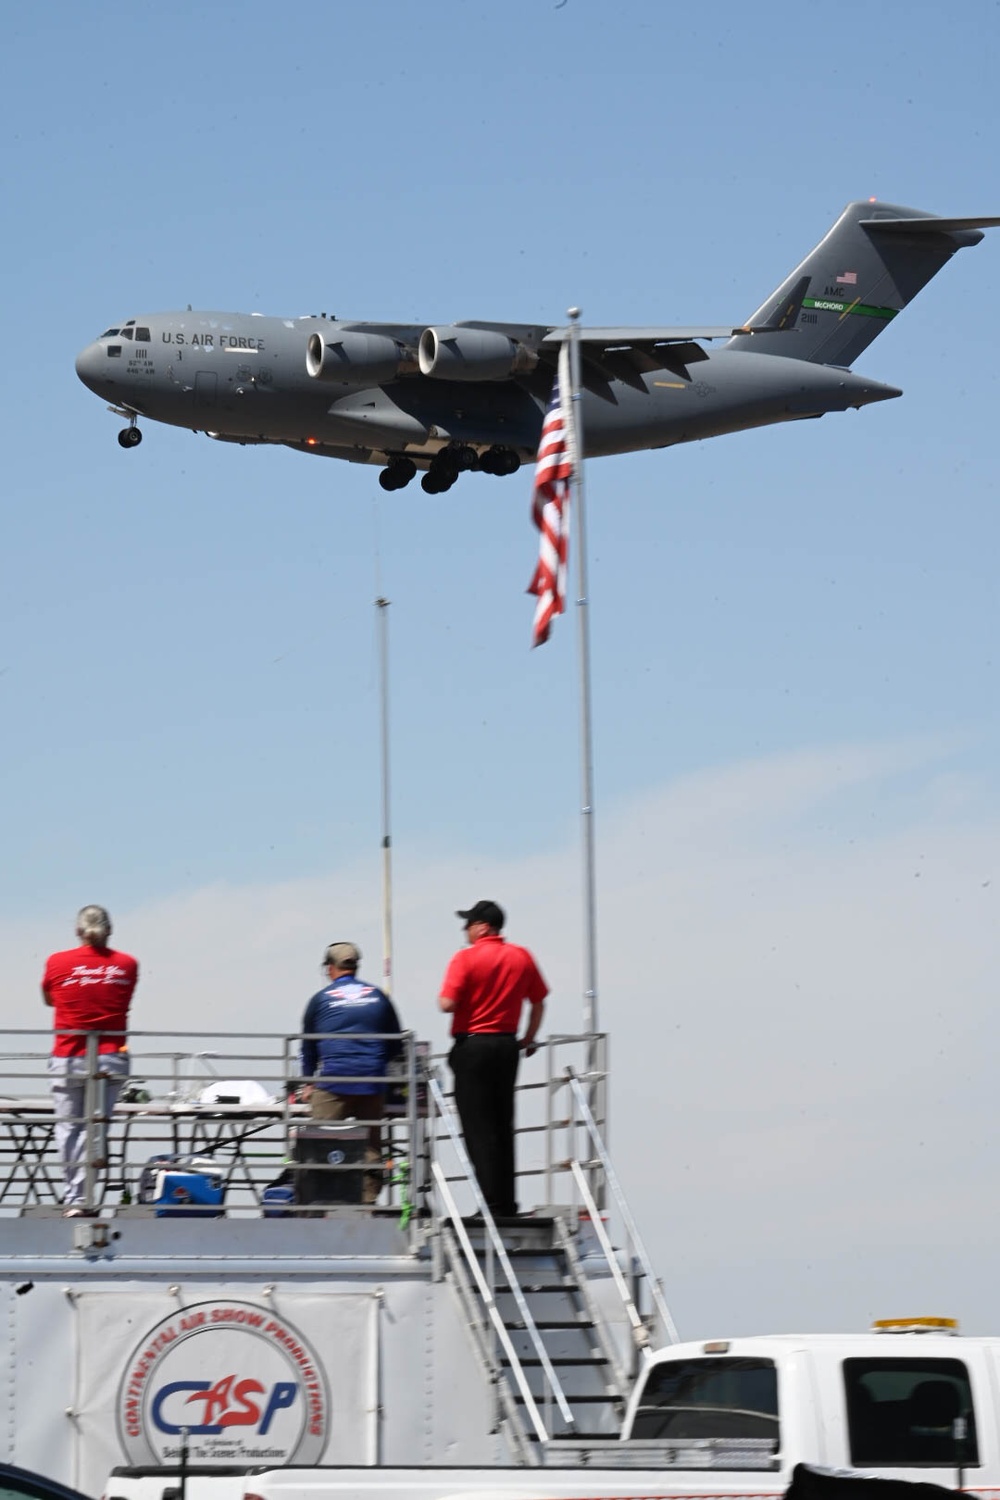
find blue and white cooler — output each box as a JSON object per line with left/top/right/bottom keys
{"left": 137, "top": 1154, "right": 226, "bottom": 1217}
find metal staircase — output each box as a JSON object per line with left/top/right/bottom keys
{"left": 491, "top": 1218, "right": 627, "bottom": 1436}
{"left": 428, "top": 1063, "right": 677, "bottom": 1465}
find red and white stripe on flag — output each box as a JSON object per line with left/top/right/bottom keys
{"left": 527, "top": 342, "right": 573, "bottom": 646}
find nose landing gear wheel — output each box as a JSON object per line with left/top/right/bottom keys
{"left": 118, "top": 425, "right": 142, "bottom": 449}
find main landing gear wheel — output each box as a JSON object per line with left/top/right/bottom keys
{"left": 479, "top": 445, "right": 520, "bottom": 476}
{"left": 419, "top": 442, "right": 491, "bottom": 494}
{"left": 117, "top": 424, "right": 142, "bottom": 449}
{"left": 378, "top": 457, "right": 417, "bottom": 491}
{"left": 420, "top": 448, "right": 464, "bottom": 494}
{"left": 452, "top": 445, "right": 477, "bottom": 472}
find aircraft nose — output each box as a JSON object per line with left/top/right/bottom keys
{"left": 75, "top": 341, "right": 107, "bottom": 394}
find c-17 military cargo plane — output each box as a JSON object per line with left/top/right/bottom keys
{"left": 76, "top": 201, "right": 999, "bottom": 494}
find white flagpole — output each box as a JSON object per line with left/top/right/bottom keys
{"left": 375, "top": 595, "right": 393, "bottom": 995}
{"left": 566, "top": 308, "right": 599, "bottom": 1046}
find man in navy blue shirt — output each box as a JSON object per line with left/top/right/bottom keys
{"left": 300, "top": 942, "right": 403, "bottom": 1204}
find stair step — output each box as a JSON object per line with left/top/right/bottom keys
{"left": 507, "top": 1320, "right": 593, "bottom": 1331}
{"left": 495, "top": 1288, "right": 577, "bottom": 1303}
{"left": 512, "top": 1392, "right": 619, "bottom": 1405}
{"left": 493, "top": 1247, "right": 567, "bottom": 1259}
{"left": 505, "top": 1327, "right": 603, "bottom": 1362}
{"left": 501, "top": 1354, "right": 609, "bottom": 1365}
{"left": 497, "top": 1292, "right": 586, "bottom": 1314}
{"left": 497, "top": 1242, "right": 566, "bottom": 1254}
{"left": 460, "top": 1217, "right": 557, "bottom": 1229}
{"left": 545, "top": 1430, "right": 624, "bottom": 1441}
{"left": 500, "top": 1282, "right": 573, "bottom": 1293}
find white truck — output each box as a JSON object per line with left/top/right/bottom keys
{"left": 104, "top": 1321, "right": 993, "bottom": 1500}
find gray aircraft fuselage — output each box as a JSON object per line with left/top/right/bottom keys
{"left": 74, "top": 200, "right": 998, "bottom": 493}
{"left": 75, "top": 311, "right": 898, "bottom": 457}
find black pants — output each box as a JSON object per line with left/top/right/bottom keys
{"left": 449, "top": 1033, "right": 520, "bottom": 1217}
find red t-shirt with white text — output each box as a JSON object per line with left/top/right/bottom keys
{"left": 440, "top": 934, "right": 548, "bottom": 1037}
{"left": 42, "top": 943, "right": 138, "bottom": 1057}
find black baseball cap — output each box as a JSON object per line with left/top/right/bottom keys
{"left": 456, "top": 899, "right": 505, "bottom": 930}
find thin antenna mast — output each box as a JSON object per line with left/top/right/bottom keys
{"left": 375, "top": 595, "right": 393, "bottom": 994}
{"left": 567, "top": 307, "right": 599, "bottom": 1043}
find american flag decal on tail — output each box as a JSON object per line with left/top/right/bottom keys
{"left": 528, "top": 343, "right": 573, "bottom": 647}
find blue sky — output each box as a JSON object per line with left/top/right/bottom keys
{"left": 3, "top": 0, "right": 1000, "bottom": 1335}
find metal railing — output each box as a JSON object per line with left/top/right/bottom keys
{"left": 0, "top": 1029, "right": 614, "bottom": 1211}
{"left": 0, "top": 1024, "right": 668, "bottom": 1361}
{"left": 564, "top": 1067, "right": 678, "bottom": 1356}
{"left": 0, "top": 1028, "right": 426, "bottom": 1230}
{"left": 428, "top": 1073, "right": 576, "bottom": 1452}
{"left": 424, "top": 1032, "right": 610, "bottom": 1220}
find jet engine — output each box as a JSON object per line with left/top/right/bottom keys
{"left": 306, "top": 331, "right": 412, "bottom": 385}
{"left": 418, "top": 327, "right": 538, "bottom": 381}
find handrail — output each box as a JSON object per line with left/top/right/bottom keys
{"left": 565, "top": 1067, "right": 679, "bottom": 1348}
{"left": 569, "top": 1159, "right": 651, "bottom": 1354}
{"left": 0, "top": 1030, "right": 614, "bottom": 1237}
{"left": 0, "top": 1028, "right": 428, "bottom": 1225}
{"left": 549, "top": 1209, "right": 629, "bottom": 1397}
{"left": 427, "top": 1075, "right": 576, "bottom": 1434}
{"left": 430, "top": 1159, "right": 548, "bottom": 1447}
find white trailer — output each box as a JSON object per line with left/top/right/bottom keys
{"left": 0, "top": 1031, "right": 663, "bottom": 1496}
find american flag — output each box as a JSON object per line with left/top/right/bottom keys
{"left": 528, "top": 342, "right": 574, "bottom": 646}
{"left": 836, "top": 270, "right": 858, "bottom": 285}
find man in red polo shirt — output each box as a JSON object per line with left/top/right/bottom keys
{"left": 438, "top": 899, "right": 547, "bottom": 1219}
{"left": 42, "top": 905, "right": 139, "bottom": 1215}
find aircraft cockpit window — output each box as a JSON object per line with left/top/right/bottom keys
{"left": 119, "top": 327, "right": 133, "bottom": 340}
{"left": 100, "top": 328, "right": 121, "bottom": 338}
{"left": 135, "top": 327, "right": 151, "bottom": 342}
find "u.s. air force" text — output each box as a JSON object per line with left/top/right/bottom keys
{"left": 161, "top": 333, "right": 265, "bottom": 349}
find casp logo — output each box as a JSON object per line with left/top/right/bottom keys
{"left": 117, "top": 1300, "right": 329, "bottom": 1465}
{"left": 151, "top": 1373, "right": 299, "bottom": 1434}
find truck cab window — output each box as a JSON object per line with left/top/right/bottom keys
{"left": 844, "top": 1358, "right": 978, "bottom": 1467}
{"left": 631, "top": 1357, "right": 779, "bottom": 1446}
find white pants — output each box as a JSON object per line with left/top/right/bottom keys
{"left": 48, "top": 1053, "right": 129, "bottom": 1207}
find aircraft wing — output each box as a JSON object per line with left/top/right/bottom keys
{"left": 320, "top": 317, "right": 781, "bottom": 400}
{"left": 542, "top": 325, "right": 740, "bottom": 345}
{"left": 442, "top": 318, "right": 750, "bottom": 398}
{"left": 539, "top": 325, "right": 747, "bottom": 396}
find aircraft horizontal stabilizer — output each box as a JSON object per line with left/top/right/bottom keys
{"left": 859, "top": 215, "right": 1000, "bottom": 233}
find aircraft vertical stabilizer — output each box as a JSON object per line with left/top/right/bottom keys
{"left": 728, "top": 202, "right": 1000, "bottom": 367}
